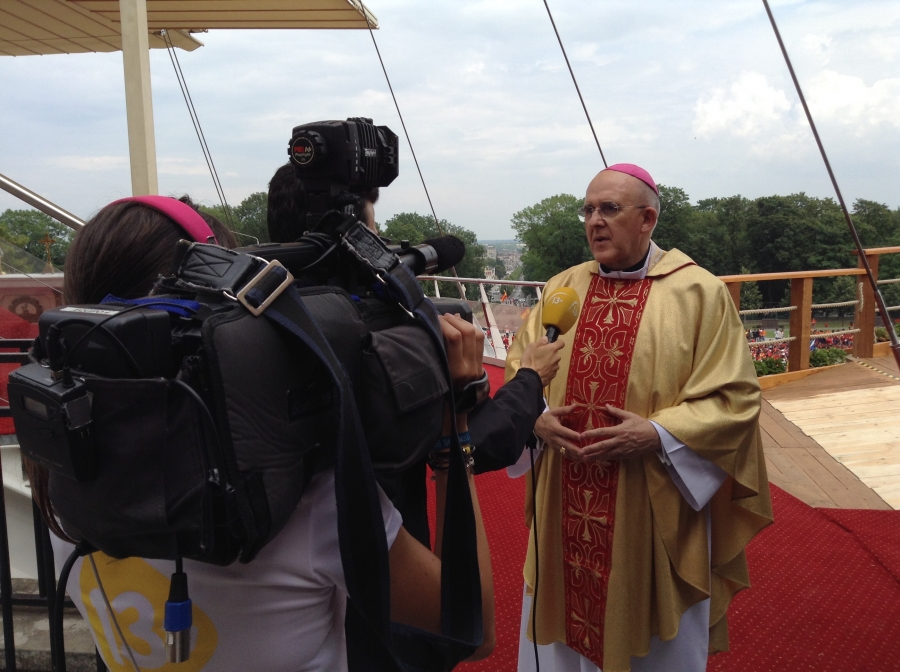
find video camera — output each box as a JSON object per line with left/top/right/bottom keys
{"left": 249, "top": 117, "right": 464, "bottom": 285}
{"left": 288, "top": 117, "right": 398, "bottom": 226}
{"left": 9, "top": 117, "right": 483, "bottom": 670}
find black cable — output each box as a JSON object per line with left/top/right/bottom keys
{"left": 54, "top": 544, "right": 91, "bottom": 672}
{"left": 51, "top": 317, "right": 145, "bottom": 379}
{"left": 360, "top": 11, "right": 468, "bottom": 300}
{"left": 296, "top": 242, "right": 339, "bottom": 274}
{"left": 162, "top": 31, "right": 235, "bottom": 228}
{"left": 170, "top": 379, "right": 223, "bottom": 455}
{"left": 760, "top": 0, "right": 900, "bottom": 364}
{"left": 60, "top": 300, "right": 200, "bottom": 377}
{"left": 540, "top": 0, "right": 608, "bottom": 168}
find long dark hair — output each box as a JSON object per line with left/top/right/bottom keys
{"left": 266, "top": 162, "right": 379, "bottom": 242}
{"left": 26, "top": 197, "right": 237, "bottom": 541}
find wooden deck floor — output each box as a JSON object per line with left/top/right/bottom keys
{"left": 761, "top": 355, "right": 899, "bottom": 510}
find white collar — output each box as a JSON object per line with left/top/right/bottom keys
{"left": 597, "top": 241, "right": 659, "bottom": 280}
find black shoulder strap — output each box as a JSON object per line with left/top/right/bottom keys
{"left": 264, "top": 279, "right": 482, "bottom": 672}
{"left": 169, "top": 240, "right": 484, "bottom": 670}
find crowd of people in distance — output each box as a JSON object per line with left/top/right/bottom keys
{"left": 810, "top": 328, "right": 854, "bottom": 350}
{"left": 745, "top": 322, "right": 855, "bottom": 363}
{"left": 748, "top": 341, "right": 790, "bottom": 362}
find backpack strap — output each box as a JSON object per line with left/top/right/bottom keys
{"left": 171, "top": 237, "right": 484, "bottom": 670}
{"left": 263, "top": 282, "right": 482, "bottom": 671}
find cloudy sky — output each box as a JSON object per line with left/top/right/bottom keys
{"left": 1, "top": 0, "right": 898, "bottom": 240}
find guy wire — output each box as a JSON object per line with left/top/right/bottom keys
{"left": 162, "top": 31, "right": 235, "bottom": 228}
{"left": 360, "top": 7, "right": 468, "bottom": 300}
{"left": 761, "top": 0, "right": 900, "bottom": 364}
{"left": 540, "top": 0, "right": 608, "bottom": 168}
{"left": 87, "top": 554, "right": 143, "bottom": 672}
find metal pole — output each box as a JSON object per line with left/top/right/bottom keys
{"left": 38, "top": 521, "right": 61, "bottom": 672}
{"left": 32, "top": 501, "right": 47, "bottom": 598}
{"left": 761, "top": 0, "right": 900, "bottom": 370}
{"left": 0, "top": 173, "right": 85, "bottom": 231}
{"left": 0, "top": 469, "right": 18, "bottom": 671}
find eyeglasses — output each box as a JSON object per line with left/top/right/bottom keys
{"left": 578, "top": 202, "right": 648, "bottom": 222}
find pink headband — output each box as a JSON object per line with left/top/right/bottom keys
{"left": 604, "top": 163, "right": 658, "bottom": 195}
{"left": 111, "top": 195, "right": 218, "bottom": 245}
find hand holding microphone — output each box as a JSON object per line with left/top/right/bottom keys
{"left": 521, "top": 338, "right": 564, "bottom": 387}
{"left": 541, "top": 287, "right": 580, "bottom": 343}
{"left": 531, "top": 287, "right": 583, "bottom": 455}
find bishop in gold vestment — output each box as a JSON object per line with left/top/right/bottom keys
{"left": 507, "top": 165, "right": 772, "bottom": 672}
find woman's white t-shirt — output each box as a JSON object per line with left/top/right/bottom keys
{"left": 51, "top": 469, "right": 403, "bottom": 672}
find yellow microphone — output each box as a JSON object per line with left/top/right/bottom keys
{"left": 541, "top": 287, "right": 580, "bottom": 343}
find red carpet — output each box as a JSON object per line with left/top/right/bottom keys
{"left": 442, "top": 365, "right": 900, "bottom": 671}
{"left": 710, "top": 487, "right": 900, "bottom": 672}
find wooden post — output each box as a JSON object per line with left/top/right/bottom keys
{"left": 853, "top": 253, "right": 879, "bottom": 358}
{"left": 726, "top": 281, "right": 741, "bottom": 311}
{"left": 120, "top": 0, "right": 159, "bottom": 196}
{"left": 788, "top": 277, "right": 812, "bottom": 372}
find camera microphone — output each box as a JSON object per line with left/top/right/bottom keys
{"left": 541, "top": 287, "right": 580, "bottom": 343}
{"left": 391, "top": 235, "right": 466, "bottom": 276}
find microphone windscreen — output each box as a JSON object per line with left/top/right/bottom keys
{"left": 422, "top": 235, "right": 466, "bottom": 273}
{"left": 542, "top": 287, "right": 580, "bottom": 336}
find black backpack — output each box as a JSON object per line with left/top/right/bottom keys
{"left": 10, "top": 236, "right": 482, "bottom": 671}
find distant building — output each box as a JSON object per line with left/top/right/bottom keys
{"left": 497, "top": 249, "right": 521, "bottom": 271}
{"left": 484, "top": 266, "right": 496, "bottom": 280}
{"left": 485, "top": 245, "right": 497, "bottom": 260}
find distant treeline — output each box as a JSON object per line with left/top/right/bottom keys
{"left": 4, "top": 186, "right": 898, "bottom": 311}
{"left": 511, "top": 188, "right": 900, "bottom": 310}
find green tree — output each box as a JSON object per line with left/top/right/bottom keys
{"left": 0, "top": 209, "right": 74, "bottom": 269}
{"left": 652, "top": 185, "right": 697, "bottom": 254}
{"left": 200, "top": 193, "right": 271, "bottom": 245}
{"left": 740, "top": 268, "right": 763, "bottom": 311}
{"left": 853, "top": 199, "right": 898, "bottom": 247}
{"left": 511, "top": 194, "right": 587, "bottom": 282}
{"left": 746, "top": 194, "right": 852, "bottom": 305}
{"left": 232, "top": 192, "right": 270, "bottom": 245}
{"left": 381, "top": 212, "right": 485, "bottom": 298}
{"left": 695, "top": 196, "right": 753, "bottom": 275}
{"left": 853, "top": 200, "right": 900, "bottom": 308}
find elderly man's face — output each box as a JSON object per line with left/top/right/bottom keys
{"left": 583, "top": 171, "right": 658, "bottom": 270}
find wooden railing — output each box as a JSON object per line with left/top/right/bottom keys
{"left": 424, "top": 246, "right": 900, "bottom": 373}
{"left": 720, "top": 246, "right": 900, "bottom": 371}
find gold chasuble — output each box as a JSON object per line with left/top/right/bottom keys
{"left": 507, "top": 247, "right": 773, "bottom": 672}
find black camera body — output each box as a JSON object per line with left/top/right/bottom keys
{"left": 288, "top": 117, "right": 398, "bottom": 231}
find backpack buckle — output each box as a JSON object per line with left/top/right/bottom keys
{"left": 236, "top": 260, "right": 294, "bottom": 316}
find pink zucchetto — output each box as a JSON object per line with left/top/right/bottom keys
{"left": 603, "top": 163, "right": 658, "bottom": 195}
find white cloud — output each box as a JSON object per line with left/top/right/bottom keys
{"left": 693, "top": 72, "right": 793, "bottom": 137}
{"left": 802, "top": 34, "right": 832, "bottom": 64}
{"left": 807, "top": 70, "right": 900, "bottom": 131}
{"left": 3, "top": 0, "right": 898, "bottom": 239}
{"left": 48, "top": 156, "right": 128, "bottom": 171}
{"left": 157, "top": 158, "right": 210, "bottom": 176}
